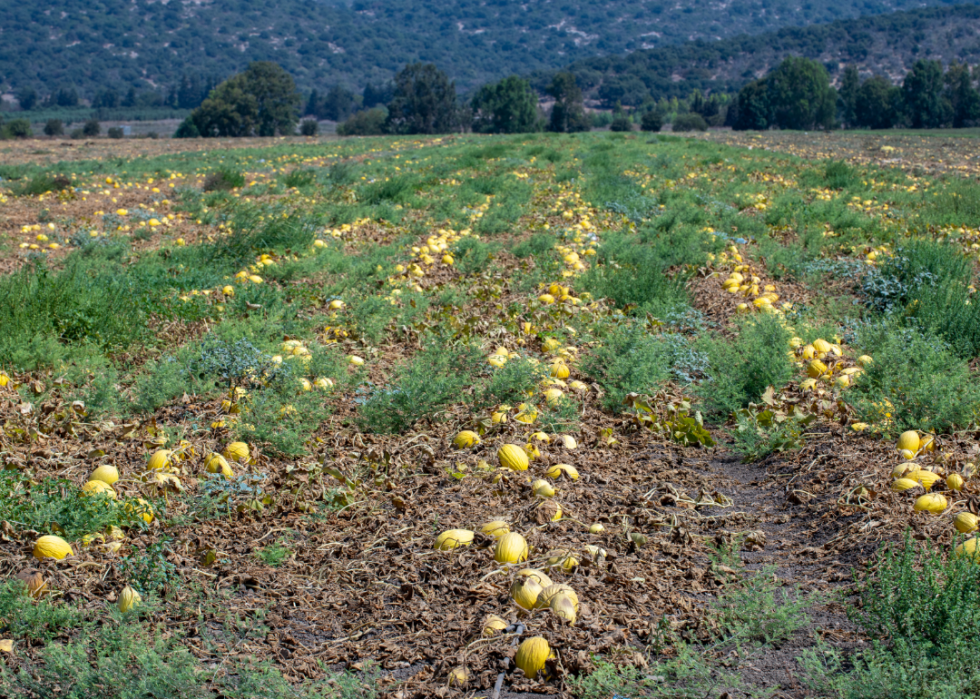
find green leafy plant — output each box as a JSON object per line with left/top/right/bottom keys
{"left": 582, "top": 324, "right": 673, "bottom": 412}
{"left": 694, "top": 314, "right": 794, "bottom": 421}
{"left": 0, "top": 470, "right": 148, "bottom": 540}
{"left": 358, "top": 343, "right": 482, "bottom": 433}
{"left": 848, "top": 322, "right": 980, "bottom": 434}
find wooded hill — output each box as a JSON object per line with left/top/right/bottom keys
{"left": 1, "top": 0, "right": 978, "bottom": 98}
{"left": 539, "top": 4, "right": 980, "bottom": 106}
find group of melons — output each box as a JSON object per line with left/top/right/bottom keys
{"left": 790, "top": 336, "right": 869, "bottom": 392}
{"left": 32, "top": 441, "right": 252, "bottom": 564}
{"left": 537, "top": 282, "right": 582, "bottom": 306}
{"left": 717, "top": 247, "right": 784, "bottom": 313}
{"left": 433, "top": 439, "right": 604, "bottom": 682}
{"left": 889, "top": 430, "right": 968, "bottom": 516}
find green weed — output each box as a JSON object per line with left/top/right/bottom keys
{"left": 0, "top": 470, "right": 149, "bottom": 540}
{"left": 358, "top": 342, "right": 482, "bottom": 434}
{"left": 694, "top": 315, "right": 794, "bottom": 421}
{"left": 581, "top": 324, "right": 673, "bottom": 412}
{"left": 0, "top": 581, "right": 90, "bottom": 643}
{"left": 847, "top": 322, "right": 980, "bottom": 434}
{"left": 800, "top": 533, "right": 980, "bottom": 698}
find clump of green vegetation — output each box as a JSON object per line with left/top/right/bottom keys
{"left": 847, "top": 322, "right": 980, "bottom": 435}
{"left": 452, "top": 237, "right": 499, "bottom": 275}
{"left": 581, "top": 324, "right": 674, "bottom": 412}
{"left": 801, "top": 533, "right": 980, "bottom": 698}
{"left": 695, "top": 314, "right": 794, "bottom": 421}
{"left": 202, "top": 168, "right": 246, "bottom": 192}
{"left": 0, "top": 470, "right": 149, "bottom": 540}
{"left": 358, "top": 342, "right": 482, "bottom": 434}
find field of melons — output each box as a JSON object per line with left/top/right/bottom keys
{"left": 4, "top": 130, "right": 980, "bottom": 698}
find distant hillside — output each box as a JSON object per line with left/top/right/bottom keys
{"left": 0, "top": 0, "right": 978, "bottom": 99}
{"left": 546, "top": 4, "right": 980, "bottom": 106}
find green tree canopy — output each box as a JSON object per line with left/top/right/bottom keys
{"left": 182, "top": 62, "right": 302, "bottom": 138}
{"left": 766, "top": 56, "right": 836, "bottom": 130}
{"left": 902, "top": 59, "right": 951, "bottom": 129}
{"left": 471, "top": 76, "right": 541, "bottom": 134}
{"left": 732, "top": 79, "right": 771, "bottom": 131}
{"left": 855, "top": 75, "right": 902, "bottom": 129}
{"left": 385, "top": 63, "right": 459, "bottom": 135}
{"left": 547, "top": 71, "right": 590, "bottom": 133}
{"left": 838, "top": 64, "right": 860, "bottom": 127}
{"left": 944, "top": 62, "right": 980, "bottom": 128}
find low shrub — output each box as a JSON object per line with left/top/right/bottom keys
{"left": 694, "top": 315, "right": 794, "bottom": 421}
{"left": 847, "top": 322, "right": 980, "bottom": 434}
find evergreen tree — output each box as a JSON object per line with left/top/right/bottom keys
{"left": 471, "top": 76, "right": 540, "bottom": 134}
{"left": 385, "top": 63, "right": 458, "bottom": 135}
{"left": 184, "top": 62, "right": 302, "bottom": 137}
{"left": 732, "top": 80, "right": 771, "bottom": 131}
{"left": 547, "top": 71, "right": 590, "bottom": 133}
{"left": 766, "top": 56, "right": 836, "bottom": 130}
{"left": 903, "top": 59, "right": 952, "bottom": 129}
{"left": 16, "top": 86, "right": 37, "bottom": 111}
{"left": 944, "top": 62, "right": 980, "bottom": 128}
{"left": 839, "top": 64, "right": 860, "bottom": 127}
{"left": 855, "top": 75, "right": 902, "bottom": 129}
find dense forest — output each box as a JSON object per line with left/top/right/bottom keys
{"left": 540, "top": 4, "right": 980, "bottom": 106}
{"left": 1, "top": 0, "right": 978, "bottom": 99}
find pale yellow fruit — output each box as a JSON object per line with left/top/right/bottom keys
{"left": 891, "top": 463, "right": 916, "bottom": 479}
{"left": 118, "top": 585, "right": 142, "bottom": 613}
{"left": 532, "top": 479, "right": 556, "bottom": 498}
{"left": 546, "top": 550, "right": 579, "bottom": 571}
{"left": 913, "top": 493, "right": 947, "bottom": 514}
{"left": 560, "top": 463, "right": 579, "bottom": 480}
{"left": 348, "top": 355, "right": 365, "bottom": 366}
{"left": 897, "top": 431, "right": 920, "bottom": 453}
{"left": 899, "top": 449, "right": 916, "bottom": 461}
{"left": 544, "top": 388, "right": 564, "bottom": 405}
{"left": 813, "top": 338, "right": 832, "bottom": 354}
{"left": 483, "top": 614, "right": 509, "bottom": 636}
{"left": 481, "top": 520, "right": 510, "bottom": 538}
{"left": 947, "top": 474, "right": 965, "bottom": 492}
{"left": 568, "top": 380, "right": 589, "bottom": 392}
{"left": 891, "top": 478, "right": 920, "bottom": 492}
{"left": 515, "top": 637, "right": 550, "bottom": 679}
{"left": 909, "top": 470, "right": 942, "bottom": 492}
{"left": 222, "top": 442, "right": 250, "bottom": 463}
{"left": 538, "top": 293, "right": 556, "bottom": 305}
{"left": 807, "top": 360, "right": 828, "bottom": 379}
{"left": 542, "top": 337, "right": 562, "bottom": 352}
{"left": 920, "top": 435, "right": 935, "bottom": 452}
{"left": 801, "top": 344, "right": 816, "bottom": 360}
{"left": 90, "top": 465, "right": 119, "bottom": 485}
{"left": 81, "top": 480, "right": 117, "bottom": 499}
{"left": 529, "top": 431, "right": 550, "bottom": 443}
{"left": 517, "top": 568, "right": 553, "bottom": 588}
{"left": 589, "top": 523, "right": 605, "bottom": 534}
{"left": 204, "top": 453, "right": 233, "bottom": 479}
{"left": 510, "top": 577, "right": 543, "bottom": 610}
{"left": 453, "top": 430, "right": 481, "bottom": 449}
{"left": 125, "top": 498, "right": 154, "bottom": 523}
{"left": 495, "top": 532, "right": 529, "bottom": 564}
{"left": 559, "top": 435, "right": 578, "bottom": 450}
{"left": 33, "top": 535, "right": 73, "bottom": 561}
{"left": 953, "top": 512, "right": 979, "bottom": 534}
{"left": 851, "top": 422, "right": 869, "bottom": 432}
{"left": 536, "top": 500, "right": 562, "bottom": 522}
{"left": 146, "top": 449, "right": 174, "bottom": 472}
{"left": 434, "top": 529, "right": 475, "bottom": 551}
{"left": 549, "top": 362, "right": 570, "bottom": 380}
{"left": 447, "top": 666, "right": 468, "bottom": 686}
{"left": 955, "top": 537, "right": 980, "bottom": 560}
{"left": 523, "top": 442, "right": 541, "bottom": 460}
{"left": 537, "top": 584, "right": 579, "bottom": 610}
{"left": 550, "top": 593, "right": 578, "bottom": 624}
{"left": 498, "top": 444, "right": 529, "bottom": 471}
{"left": 314, "top": 377, "right": 334, "bottom": 390}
